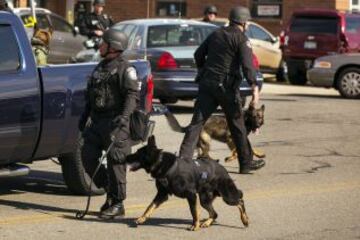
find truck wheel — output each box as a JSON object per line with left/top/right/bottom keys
{"left": 59, "top": 134, "right": 106, "bottom": 195}
{"left": 337, "top": 67, "right": 360, "bottom": 99}
{"left": 287, "top": 65, "right": 307, "bottom": 85}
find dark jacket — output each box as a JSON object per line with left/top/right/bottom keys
{"left": 81, "top": 55, "right": 139, "bottom": 125}
{"left": 79, "top": 12, "right": 113, "bottom": 38}
{"left": 194, "top": 25, "right": 256, "bottom": 87}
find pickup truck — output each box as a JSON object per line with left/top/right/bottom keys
{"left": 0, "top": 11, "right": 153, "bottom": 195}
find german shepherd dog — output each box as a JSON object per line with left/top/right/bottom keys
{"left": 126, "top": 136, "right": 249, "bottom": 231}
{"left": 164, "top": 105, "right": 265, "bottom": 162}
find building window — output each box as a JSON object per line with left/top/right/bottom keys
{"left": 27, "top": 0, "right": 45, "bottom": 7}
{"left": 352, "top": 0, "right": 360, "bottom": 10}
{"left": 156, "top": 1, "right": 187, "bottom": 17}
{"left": 251, "top": 0, "right": 282, "bottom": 19}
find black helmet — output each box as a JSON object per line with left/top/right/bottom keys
{"left": 204, "top": 5, "right": 218, "bottom": 15}
{"left": 93, "top": 0, "right": 105, "bottom": 6}
{"left": 228, "top": 6, "right": 251, "bottom": 25}
{"left": 103, "top": 28, "right": 128, "bottom": 51}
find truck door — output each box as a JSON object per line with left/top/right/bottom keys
{"left": 0, "top": 24, "right": 41, "bottom": 164}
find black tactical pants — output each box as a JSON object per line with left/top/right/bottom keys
{"left": 82, "top": 117, "right": 130, "bottom": 202}
{"left": 179, "top": 81, "right": 253, "bottom": 167}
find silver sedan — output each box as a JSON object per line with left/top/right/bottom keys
{"left": 307, "top": 53, "right": 360, "bottom": 99}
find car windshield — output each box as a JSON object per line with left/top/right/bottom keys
{"left": 290, "top": 16, "right": 339, "bottom": 34}
{"left": 147, "top": 24, "right": 215, "bottom": 48}
{"left": 345, "top": 16, "right": 360, "bottom": 34}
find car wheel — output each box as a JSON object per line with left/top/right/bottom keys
{"left": 287, "top": 65, "right": 307, "bottom": 85}
{"left": 59, "top": 133, "right": 106, "bottom": 195}
{"left": 276, "top": 60, "right": 288, "bottom": 82}
{"left": 337, "top": 67, "right": 360, "bottom": 99}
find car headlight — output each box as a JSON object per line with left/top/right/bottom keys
{"left": 313, "top": 61, "right": 332, "bottom": 69}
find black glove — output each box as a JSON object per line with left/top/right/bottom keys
{"left": 112, "top": 115, "right": 128, "bottom": 128}
{"left": 111, "top": 116, "right": 129, "bottom": 141}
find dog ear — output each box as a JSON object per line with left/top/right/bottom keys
{"left": 148, "top": 135, "right": 157, "bottom": 148}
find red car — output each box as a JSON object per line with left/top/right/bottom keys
{"left": 280, "top": 9, "right": 360, "bottom": 85}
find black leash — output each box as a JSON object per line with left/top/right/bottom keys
{"left": 75, "top": 140, "right": 115, "bottom": 220}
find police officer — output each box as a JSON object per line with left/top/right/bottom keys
{"left": 179, "top": 6, "right": 265, "bottom": 174}
{"left": 79, "top": 0, "right": 113, "bottom": 40}
{"left": 0, "top": 0, "right": 13, "bottom": 12}
{"left": 202, "top": 5, "right": 218, "bottom": 23}
{"left": 78, "top": 28, "right": 139, "bottom": 219}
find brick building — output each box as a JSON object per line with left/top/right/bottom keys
{"left": 10, "top": 0, "right": 359, "bottom": 35}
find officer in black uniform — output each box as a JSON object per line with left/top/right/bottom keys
{"left": 78, "top": 28, "right": 139, "bottom": 219}
{"left": 79, "top": 0, "right": 113, "bottom": 41}
{"left": 179, "top": 6, "right": 265, "bottom": 174}
{"left": 0, "top": 0, "right": 13, "bottom": 12}
{"left": 202, "top": 5, "right": 218, "bottom": 23}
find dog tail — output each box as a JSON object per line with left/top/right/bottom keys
{"left": 164, "top": 110, "right": 187, "bottom": 133}
{"left": 219, "top": 178, "right": 243, "bottom": 206}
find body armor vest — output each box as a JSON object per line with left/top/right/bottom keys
{"left": 88, "top": 58, "right": 130, "bottom": 115}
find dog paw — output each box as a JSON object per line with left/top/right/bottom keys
{"left": 135, "top": 216, "right": 146, "bottom": 224}
{"left": 240, "top": 211, "right": 249, "bottom": 227}
{"left": 188, "top": 224, "right": 200, "bottom": 231}
{"left": 200, "top": 218, "right": 214, "bottom": 228}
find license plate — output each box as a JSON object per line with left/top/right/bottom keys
{"left": 304, "top": 41, "right": 317, "bottom": 49}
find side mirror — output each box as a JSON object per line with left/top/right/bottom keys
{"left": 73, "top": 26, "right": 80, "bottom": 36}
{"left": 271, "top": 36, "right": 279, "bottom": 44}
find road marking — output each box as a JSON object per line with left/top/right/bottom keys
{"left": 1, "top": 180, "right": 359, "bottom": 226}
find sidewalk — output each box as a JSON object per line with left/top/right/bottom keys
{"left": 261, "top": 82, "right": 338, "bottom": 96}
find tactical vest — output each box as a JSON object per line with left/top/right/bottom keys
{"left": 88, "top": 58, "right": 130, "bottom": 116}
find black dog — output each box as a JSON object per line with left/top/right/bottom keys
{"left": 126, "top": 136, "right": 249, "bottom": 231}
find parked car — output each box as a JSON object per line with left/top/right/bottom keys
{"left": 281, "top": 9, "right": 360, "bottom": 85}
{"left": 13, "top": 8, "right": 87, "bottom": 64}
{"left": 307, "top": 53, "right": 360, "bottom": 99}
{"left": 194, "top": 18, "right": 285, "bottom": 82}
{"left": 114, "top": 18, "right": 263, "bottom": 103}
{"left": 0, "top": 11, "right": 154, "bottom": 195}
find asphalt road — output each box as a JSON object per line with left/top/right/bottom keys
{"left": 1, "top": 83, "right": 359, "bottom": 240}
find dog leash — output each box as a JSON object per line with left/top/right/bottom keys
{"left": 75, "top": 140, "right": 115, "bottom": 220}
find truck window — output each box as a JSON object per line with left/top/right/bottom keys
{"left": 290, "top": 16, "right": 339, "bottom": 34}
{"left": 249, "top": 25, "right": 272, "bottom": 42}
{"left": 21, "top": 14, "right": 50, "bottom": 29}
{"left": 0, "top": 25, "right": 20, "bottom": 72}
{"left": 50, "top": 15, "right": 73, "bottom": 33}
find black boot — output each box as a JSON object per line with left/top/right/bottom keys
{"left": 100, "top": 195, "right": 113, "bottom": 212}
{"left": 99, "top": 201, "right": 125, "bottom": 219}
{"left": 239, "top": 159, "right": 265, "bottom": 174}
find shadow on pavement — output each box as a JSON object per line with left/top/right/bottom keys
{"left": 0, "top": 198, "right": 91, "bottom": 216}
{"left": 0, "top": 170, "right": 71, "bottom": 196}
{"left": 63, "top": 215, "right": 245, "bottom": 230}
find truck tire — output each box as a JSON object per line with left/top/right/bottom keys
{"left": 59, "top": 134, "right": 106, "bottom": 195}
{"left": 287, "top": 64, "right": 307, "bottom": 85}
{"left": 336, "top": 67, "right": 360, "bottom": 99}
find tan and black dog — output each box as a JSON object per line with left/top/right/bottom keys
{"left": 164, "top": 105, "right": 265, "bottom": 162}
{"left": 126, "top": 136, "right": 249, "bottom": 231}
